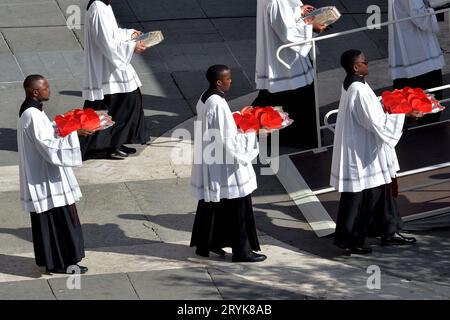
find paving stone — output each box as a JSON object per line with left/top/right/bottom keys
{"left": 0, "top": 2, "right": 67, "bottom": 28}
{"left": 2, "top": 27, "right": 81, "bottom": 53}
{"left": 0, "top": 279, "right": 55, "bottom": 300}
{"left": 127, "top": 0, "right": 205, "bottom": 21}
{"left": 141, "top": 19, "right": 220, "bottom": 45}
{"left": 15, "top": 51, "right": 83, "bottom": 80}
{"left": 211, "top": 18, "right": 256, "bottom": 42}
{"left": 0, "top": 53, "right": 23, "bottom": 82}
{"left": 197, "top": 0, "right": 256, "bottom": 18}
{"left": 128, "top": 268, "right": 221, "bottom": 300}
{"left": 48, "top": 273, "right": 139, "bottom": 299}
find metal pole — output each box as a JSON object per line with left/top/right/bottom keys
{"left": 312, "top": 40, "right": 322, "bottom": 149}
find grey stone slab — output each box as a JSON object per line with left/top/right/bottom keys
{"left": 75, "top": 182, "right": 161, "bottom": 249}
{"left": 123, "top": 178, "right": 196, "bottom": 242}
{"left": 197, "top": 0, "right": 256, "bottom": 17}
{"left": 128, "top": 268, "right": 221, "bottom": 300}
{"left": 208, "top": 268, "right": 309, "bottom": 300}
{"left": 226, "top": 40, "right": 256, "bottom": 84}
{"left": 130, "top": 50, "right": 169, "bottom": 75}
{"left": 127, "top": 0, "right": 206, "bottom": 21}
{"left": 16, "top": 51, "right": 83, "bottom": 80}
{"left": 49, "top": 273, "right": 139, "bottom": 299}
{"left": 2, "top": 27, "right": 81, "bottom": 53}
{"left": 155, "top": 42, "right": 240, "bottom": 73}
{"left": 57, "top": 0, "right": 138, "bottom": 24}
{"left": 315, "top": 16, "right": 384, "bottom": 72}
{"left": 138, "top": 72, "right": 194, "bottom": 137}
{"left": 0, "top": 34, "right": 11, "bottom": 54}
{"left": 0, "top": 53, "right": 23, "bottom": 82}
{"left": 0, "top": 279, "right": 55, "bottom": 300}
{"left": 141, "top": 19, "right": 220, "bottom": 45}
{"left": 0, "top": 2, "right": 67, "bottom": 28}
{"left": 352, "top": 14, "right": 390, "bottom": 59}
{"left": 211, "top": 18, "right": 256, "bottom": 42}
{"left": 172, "top": 68, "right": 254, "bottom": 102}
{"left": 0, "top": 190, "right": 35, "bottom": 254}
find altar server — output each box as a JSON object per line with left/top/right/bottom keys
{"left": 190, "top": 65, "right": 266, "bottom": 263}
{"left": 388, "top": 0, "right": 445, "bottom": 124}
{"left": 253, "top": 0, "right": 327, "bottom": 148}
{"left": 331, "top": 50, "right": 418, "bottom": 254}
{"left": 18, "top": 75, "right": 92, "bottom": 273}
{"left": 81, "top": 0, "right": 148, "bottom": 159}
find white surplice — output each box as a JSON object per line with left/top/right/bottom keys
{"left": 83, "top": 1, "right": 141, "bottom": 101}
{"left": 255, "top": 0, "right": 314, "bottom": 93}
{"left": 388, "top": 0, "right": 445, "bottom": 80}
{"left": 330, "top": 81, "right": 406, "bottom": 193}
{"left": 190, "top": 93, "right": 259, "bottom": 203}
{"left": 17, "top": 108, "right": 83, "bottom": 214}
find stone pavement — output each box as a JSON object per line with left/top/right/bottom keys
{"left": 0, "top": 0, "right": 449, "bottom": 300}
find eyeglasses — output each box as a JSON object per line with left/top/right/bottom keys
{"left": 357, "top": 60, "right": 369, "bottom": 65}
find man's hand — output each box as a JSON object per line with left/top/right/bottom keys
{"left": 301, "top": 4, "right": 315, "bottom": 16}
{"left": 77, "top": 128, "right": 94, "bottom": 137}
{"left": 134, "top": 41, "right": 146, "bottom": 54}
{"left": 406, "top": 110, "right": 424, "bottom": 121}
{"left": 131, "top": 29, "right": 143, "bottom": 39}
{"left": 312, "top": 21, "right": 327, "bottom": 33}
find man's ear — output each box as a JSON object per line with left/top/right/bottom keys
{"left": 32, "top": 89, "right": 39, "bottom": 98}
{"left": 216, "top": 80, "right": 222, "bottom": 87}
{"left": 353, "top": 64, "right": 359, "bottom": 73}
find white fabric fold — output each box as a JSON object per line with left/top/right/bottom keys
{"left": 83, "top": 1, "right": 141, "bottom": 101}
{"left": 388, "top": 0, "right": 445, "bottom": 80}
{"left": 18, "top": 108, "right": 83, "bottom": 213}
{"left": 331, "top": 82, "right": 405, "bottom": 193}
{"left": 191, "top": 94, "right": 259, "bottom": 202}
{"left": 256, "top": 0, "right": 315, "bottom": 93}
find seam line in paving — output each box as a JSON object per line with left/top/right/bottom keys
{"left": 0, "top": 31, "right": 24, "bottom": 78}
{"left": 205, "top": 267, "right": 224, "bottom": 299}
{"left": 126, "top": 273, "right": 142, "bottom": 300}
{"left": 46, "top": 279, "right": 57, "bottom": 300}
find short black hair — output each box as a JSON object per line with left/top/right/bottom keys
{"left": 23, "top": 74, "right": 45, "bottom": 92}
{"left": 340, "top": 50, "right": 363, "bottom": 74}
{"left": 206, "top": 65, "right": 230, "bottom": 87}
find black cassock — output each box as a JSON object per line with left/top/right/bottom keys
{"left": 190, "top": 195, "right": 261, "bottom": 257}
{"left": 80, "top": 89, "right": 147, "bottom": 159}
{"left": 334, "top": 182, "right": 404, "bottom": 249}
{"left": 30, "top": 204, "right": 85, "bottom": 271}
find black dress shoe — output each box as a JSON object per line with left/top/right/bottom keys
{"left": 47, "top": 265, "right": 88, "bottom": 274}
{"left": 110, "top": 149, "right": 128, "bottom": 158}
{"left": 120, "top": 145, "right": 137, "bottom": 155}
{"left": 232, "top": 251, "right": 267, "bottom": 263}
{"left": 210, "top": 248, "right": 226, "bottom": 256}
{"left": 347, "top": 246, "right": 372, "bottom": 254}
{"left": 381, "top": 232, "right": 417, "bottom": 246}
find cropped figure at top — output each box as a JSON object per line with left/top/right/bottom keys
{"left": 331, "top": 50, "right": 418, "bottom": 255}
{"left": 388, "top": 0, "right": 446, "bottom": 125}
{"left": 190, "top": 65, "right": 267, "bottom": 263}
{"left": 81, "top": 0, "right": 149, "bottom": 160}
{"left": 253, "top": 0, "right": 327, "bottom": 149}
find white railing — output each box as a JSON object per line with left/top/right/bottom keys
{"left": 276, "top": 5, "right": 450, "bottom": 149}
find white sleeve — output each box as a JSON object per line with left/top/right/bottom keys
{"left": 89, "top": 7, "right": 136, "bottom": 71}
{"left": 408, "top": 0, "right": 440, "bottom": 34}
{"left": 118, "top": 28, "right": 135, "bottom": 41}
{"left": 28, "top": 113, "right": 82, "bottom": 167}
{"left": 212, "top": 101, "right": 259, "bottom": 165}
{"left": 351, "top": 85, "right": 405, "bottom": 148}
{"left": 269, "top": 1, "right": 313, "bottom": 57}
